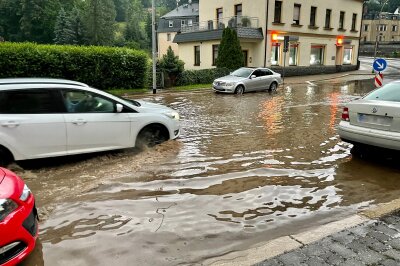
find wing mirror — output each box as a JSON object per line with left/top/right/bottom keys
{"left": 250, "top": 75, "right": 256, "bottom": 79}
{"left": 116, "top": 103, "right": 123, "bottom": 113}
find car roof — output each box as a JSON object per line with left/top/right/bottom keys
{"left": 0, "top": 78, "right": 89, "bottom": 87}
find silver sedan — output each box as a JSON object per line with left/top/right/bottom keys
{"left": 338, "top": 81, "right": 400, "bottom": 151}
{"left": 212, "top": 67, "right": 282, "bottom": 94}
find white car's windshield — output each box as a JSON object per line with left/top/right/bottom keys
{"left": 230, "top": 68, "right": 253, "bottom": 78}
{"left": 364, "top": 83, "right": 400, "bottom": 102}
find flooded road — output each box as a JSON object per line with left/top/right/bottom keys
{"left": 19, "top": 78, "right": 400, "bottom": 265}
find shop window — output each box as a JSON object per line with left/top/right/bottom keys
{"left": 289, "top": 44, "right": 298, "bottom": 66}
{"left": 343, "top": 47, "right": 353, "bottom": 65}
{"left": 271, "top": 43, "right": 280, "bottom": 66}
{"left": 310, "top": 45, "right": 324, "bottom": 65}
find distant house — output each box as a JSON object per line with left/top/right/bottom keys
{"left": 173, "top": 0, "right": 363, "bottom": 73}
{"left": 361, "top": 11, "right": 400, "bottom": 43}
{"left": 157, "top": 2, "right": 199, "bottom": 58}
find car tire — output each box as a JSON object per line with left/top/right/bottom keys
{"left": 136, "top": 125, "right": 169, "bottom": 150}
{"left": 0, "top": 147, "right": 12, "bottom": 167}
{"left": 235, "top": 85, "right": 244, "bottom": 95}
{"left": 268, "top": 82, "right": 278, "bottom": 92}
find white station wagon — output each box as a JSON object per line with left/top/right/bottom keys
{"left": 0, "top": 78, "right": 180, "bottom": 165}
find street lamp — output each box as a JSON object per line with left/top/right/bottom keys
{"left": 152, "top": 0, "right": 156, "bottom": 94}
{"left": 372, "top": 0, "right": 389, "bottom": 71}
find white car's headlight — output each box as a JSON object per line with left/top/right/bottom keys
{"left": 164, "top": 111, "right": 180, "bottom": 120}
{"left": 19, "top": 184, "right": 31, "bottom": 201}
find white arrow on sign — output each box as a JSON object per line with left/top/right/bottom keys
{"left": 376, "top": 61, "right": 384, "bottom": 69}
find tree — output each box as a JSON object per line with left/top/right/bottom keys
{"left": 159, "top": 46, "right": 184, "bottom": 87}
{"left": 0, "top": 0, "right": 22, "bottom": 41}
{"left": 215, "top": 27, "right": 244, "bottom": 70}
{"left": 113, "top": 0, "right": 129, "bottom": 22}
{"left": 125, "top": 0, "right": 148, "bottom": 49}
{"left": 145, "top": 12, "right": 152, "bottom": 43}
{"left": 65, "top": 6, "right": 85, "bottom": 44}
{"left": 19, "top": 0, "right": 61, "bottom": 43}
{"left": 83, "top": 0, "right": 116, "bottom": 46}
{"left": 54, "top": 8, "right": 70, "bottom": 44}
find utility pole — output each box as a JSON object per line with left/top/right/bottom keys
{"left": 152, "top": 0, "right": 157, "bottom": 94}
{"left": 373, "top": 0, "right": 389, "bottom": 72}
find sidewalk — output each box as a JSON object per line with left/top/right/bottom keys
{"left": 205, "top": 199, "right": 400, "bottom": 266}
{"left": 283, "top": 69, "right": 374, "bottom": 85}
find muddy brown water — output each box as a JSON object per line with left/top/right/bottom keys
{"left": 19, "top": 78, "right": 400, "bottom": 265}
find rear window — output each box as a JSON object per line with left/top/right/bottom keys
{"left": 364, "top": 83, "right": 400, "bottom": 102}
{"left": 0, "top": 89, "right": 60, "bottom": 114}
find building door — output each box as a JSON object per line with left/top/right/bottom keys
{"left": 243, "top": 50, "right": 248, "bottom": 66}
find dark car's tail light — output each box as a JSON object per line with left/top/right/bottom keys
{"left": 342, "top": 107, "right": 350, "bottom": 121}
{"left": 0, "top": 199, "right": 18, "bottom": 222}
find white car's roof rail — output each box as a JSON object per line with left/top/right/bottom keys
{"left": 0, "top": 78, "right": 89, "bottom": 87}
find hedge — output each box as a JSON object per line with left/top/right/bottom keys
{"left": 175, "top": 67, "right": 230, "bottom": 86}
{"left": 0, "top": 42, "right": 149, "bottom": 90}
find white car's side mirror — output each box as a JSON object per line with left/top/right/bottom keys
{"left": 251, "top": 75, "right": 256, "bottom": 79}
{"left": 116, "top": 103, "right": 123, "bottom": 113}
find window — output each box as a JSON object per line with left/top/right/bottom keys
{"left": 188, "top": 19, "right": 193, "bottom": 26}
{"left": 271, "top": 43, "right": 280, "bottom": 65}
{"left": 378, "top": 24, "right": 387, "bottom": 31}
{"left": 274, "top": 1, "right": 282, "bottom": 23}
{"left": 262, "top": 69, "right": 273, "bottom": 76}
{"left": 216, "top": 8, "right": 223, "bottom": 23}
{"left": 351, "top": 13, "right": 357, "bottom": 31}
{"left": 325, "top": 9, "right": 332, "bottom": 29}
{"left": 62, "top": 90, "right": 115, "bottom": 113}
{"left": 310, "top": 6, "right": 317, "bottom": 27}
{"left": 310, "top": 45, "right": 324, "bottom": 65}
{"left": 339, "top": 11, "right": 345, "bottom": 29}
{"left": 212, "top": 45, "right": 219, "bottom": 66}
{"left": 167, "top": 33, "right": 171, "bottom": 41}
{"left": 0, "top": 89, "right": 60, "bottom": 114}
{"left": 235, "top": 4, "right": 242, "bottom": 17}
{"left": 194, "top": 46, "right": 200, "bottom": 66}
{"left": 343, "top": 47, "right": 353, "bottom": 65}
{"left": 168, "top": 20, "right": 173, "bottom": 27}
{"left": 393, "top": 25, "right": 398, "bottom": 31}
{"left": 289, "top": 44, "right": 298, "bottom": 66}
{"left": 293, "top": 4, "right": 301, "bottom": 25}
{"left": 181, "top": 20, "right": 186, "bottom": 27}
{"left": 363, "top": 24, "right": 369, "bottom": 31}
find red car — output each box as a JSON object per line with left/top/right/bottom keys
{"left": 0, "top": 168, "right": 38, "bottom": 266}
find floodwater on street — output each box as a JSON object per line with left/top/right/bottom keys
{"left": 19, "top": 78, "right": 400, "bottom": 265}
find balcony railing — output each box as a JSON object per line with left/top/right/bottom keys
{"left": 181, "top": 16, "right": 259, "bottom": 33}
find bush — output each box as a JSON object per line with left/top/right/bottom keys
{"left": 159, "top": 46, "right": 184, "bottom": 87}
{"left": 0, "top": 42, "right": 149, "bottom": 90}
{"left": 175, "top": 67, "right": 230, "bottom": 86}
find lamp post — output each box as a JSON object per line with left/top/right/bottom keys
{"left": 152, "top": 0, "right": 156, "bottom": 94}
{"left": 373, "top": 0, "right": 389, "bottom": 72}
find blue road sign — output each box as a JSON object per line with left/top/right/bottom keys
{"left": 373, "top": 58, "right": 387, "bottom": 72}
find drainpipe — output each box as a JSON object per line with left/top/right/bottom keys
{"left": 264, "top": 0, "right": 270, "bottom": 67}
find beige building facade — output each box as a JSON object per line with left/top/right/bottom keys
{"left": 174, "top": 0, "right": 363, "bottom": 71}
{"left": 361, "top": 13, "right": 400, "bottom": 43}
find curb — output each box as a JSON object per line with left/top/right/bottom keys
{"left": 204, "top": 199, "right": 400, "bottom": 266}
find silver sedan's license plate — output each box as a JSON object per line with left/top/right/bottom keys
{"left": 358, "top": 113, "right": 393, "bottom": 126}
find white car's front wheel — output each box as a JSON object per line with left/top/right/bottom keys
{"left": 235, "top": 85, "right": 244, "bottom": 95}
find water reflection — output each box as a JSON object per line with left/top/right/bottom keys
{"left": 27, "top": 78, "right": 400, "bottom": 265}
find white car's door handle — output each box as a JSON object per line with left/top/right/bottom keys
{"left": 72, "top": 119, "right": 87, "bottom": 125}
{"left": 1, "top": 121, "right": 20, "bottom": 128}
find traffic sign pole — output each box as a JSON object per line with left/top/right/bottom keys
{"left": 375, "top": 72, "right": 383, "bottom": 88}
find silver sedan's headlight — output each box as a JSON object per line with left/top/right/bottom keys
{"left": 164, "top": 111, "right": 180, "bottom": 120}
{"left": 224, "top": 82, "right": 235, "bottom": 87}
{"left": 19, "top": 184, "right": 31, "bottom": 201}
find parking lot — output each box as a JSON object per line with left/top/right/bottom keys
{"left": 19, "top": 76, "right": 400, "bottom": 265}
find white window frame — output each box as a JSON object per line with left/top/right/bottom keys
{"left": 168, "top": 20, "right": 173, "bottom": 27}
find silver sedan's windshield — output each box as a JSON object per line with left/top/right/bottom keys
{"left": 230, "top": 68, "right": 253, "bottom": 78}
{"left": 364, "top": 83, "right": 400, "bottom": 102}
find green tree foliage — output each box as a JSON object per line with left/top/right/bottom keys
{"left": 0, "top": 0, "right": 22, "bottom": 41}
{"left": 159, "top": 46, "right": 184, "bottom": 86}
{"left": 145, "top": 12, "right": 152, "bottom": 43}
{"left": 54, "top": 8, "right": 69, "bottom": 44}
{"left": 366, "top": 0, "right": 400, "bottom": 13}
{"left": 66, "top": 7, "right": 85, "bottom": 45}
{"left": 215, "top": 27, "right": 244, "bottom": 70}
{"left": 125, "top": 0, "right": 148, "bottom": 49}
{"left": 83, "top": 0, "right": 116, "bottom": 46}
{"left": 113, "top": 0, "right": 129, "bottom": 22}
{"left": 19, "top": 0, "right": 61, "bottom": 43}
